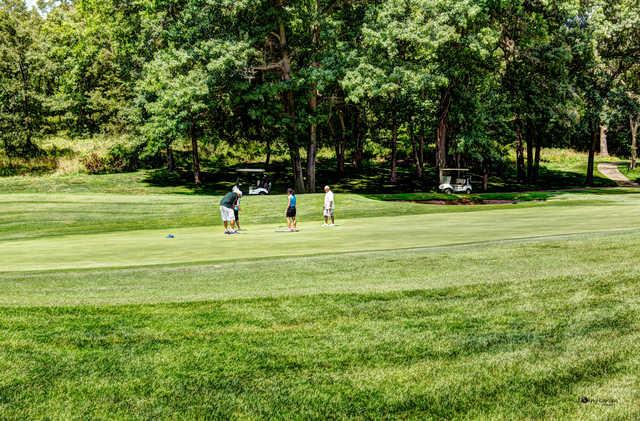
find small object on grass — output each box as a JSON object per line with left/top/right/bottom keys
{"left": 166, "top": 234, "right": 175, "bottom": 239}
{"left": 579, "top": 396, "right": 589, "bottom": 404}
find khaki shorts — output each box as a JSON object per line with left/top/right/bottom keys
{"left": 220, "top": 206, "right": 235, "bottom": 222}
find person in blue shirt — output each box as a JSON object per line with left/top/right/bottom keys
{"left": 286, "top": 188, "right": 297, "bottom": 231}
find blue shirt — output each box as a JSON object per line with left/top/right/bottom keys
{"left": 289, "top": 194, "right": 296, "bottom": 208}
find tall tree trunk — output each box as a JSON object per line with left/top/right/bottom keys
{"left": 328, "top": 115, "right": 338, "bottom": 172}
{"left": 515, "top": 119, "right": 526, "bottom": 182}
{"left": 336, "top": 109, "right": 347, "bottom": 176}
{"left": 166, "top": 145, "right": 175, "bottom": 172}
{"left": 352, "top": 107, "right": 364, "bottom": 169}
{"left": 18, "top": 59, "right": 36, "bottom": 155}
{"left": 586, "top": 123, "right": 598, "bottom": 186}
{"left": 265, "top": 136, "right": 271, "bottom": 170}
{"left": 418, "top": 121, "right": 425, "bottom": 171}
{"left": 436, "top": 87, "right": 451, "bottom": 171}
{"left": 526, "top": 122, "right": 534, "bottom": 182}
{"left": 533, "top": 139, "right": 541, "bottom": 182}
{"left": 390, "top": 111, "right": 398, "bottom": 183}
{"left": 482, "top": 163, "right": 489, "bottom": 192}
{"left": 287, "top": 137, "right": 305, "bottom": 193}
{"left": 335, "top": 141, "right": 345, "bottom": 176}
{"left": 277, "top": 3, "right": 305, "bottom": 193}
{"left": 631, "top": 116, "right": 638, "bottom": 170}
{"left": 409, "top": 118, "right": 422, "bottom": 178}
{"left": 189, "top": 122, "right": 201, "bottom": 186}
{"left": 306, "top": 2, "right": 319, "bottom": 192}
{"left": 599, "top": 124, "right": 609, "bottom": 157}
{"left": 307, "top": 87, "right": 318, "bottom": 192}
{"left": 284, "top": 91, "right": 304, "bottom": 192}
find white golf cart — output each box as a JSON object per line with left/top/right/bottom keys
{"left": 236, "top": 168, "right": 272, "bottom": 195}
{"left": 438, "top": 168, "right": 472, "bottom": 194}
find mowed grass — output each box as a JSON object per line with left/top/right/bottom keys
{"left": 0, "top": 191, "right": 543, "bottom": 241}
{"left": 2, "top": 271, "right": 639, "bottom": 419}
{"left": 1, "top": 184, "right": 640, "bottom": 418}
{"left": 2, "top": 195, "right": 640, "bottom": 272}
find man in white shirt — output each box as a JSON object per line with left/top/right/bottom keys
{"left": 323, "top": 185, "right": 335, "bottom": 226}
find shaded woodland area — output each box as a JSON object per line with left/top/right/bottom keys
{"left": 1, "top": 0, "right": 640, "bottom": 191}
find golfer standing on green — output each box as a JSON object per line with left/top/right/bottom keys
{"left": 322, "top": 185, "right": 335, "bottom": 226}
{"left": 220, "top": 188, "right": 241, "bottom": 234}
{"left": 286, "top": 188, "right": 297, "bottom": 231}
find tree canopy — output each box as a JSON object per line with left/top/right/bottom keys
{"left": 1, "top": 0, "right": 639, "bottom": 189}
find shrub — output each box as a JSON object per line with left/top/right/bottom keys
{"left": 0, "top": 153, "right": 57, "bottom": 176}
{"left": 81, "top": 153, "right": 107, "bottom": 174}
{"left": 80, "top": 143, "right": 144, "bottom": 174}
{"left": 54, "top": 156, "right": 84, "bottom": 175}
{"left": 105, "top": 144, "right": 133, "bottom": 172}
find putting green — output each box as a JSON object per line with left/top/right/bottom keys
{"left": 2, "top": 198, "right": 640, "bottom": 272}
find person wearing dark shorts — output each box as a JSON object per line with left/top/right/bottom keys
{"left": 233, "top": 196, "right": 241, "bottom": 230}
{"left": 286, "top": 188, "right": 297, "bottom": 231}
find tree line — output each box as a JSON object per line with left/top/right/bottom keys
{"left": 1, "top": 0, "right": 639, "bottom": 191}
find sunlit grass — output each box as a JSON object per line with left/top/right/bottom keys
{"left": 1, "top": 152, "right": 639, "bottom": 418}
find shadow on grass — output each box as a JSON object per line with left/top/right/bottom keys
{"left": 138, "top": 157, "right": 631, "bottom": 197}
{"left": 140, "top": 159, "right": 439, "bottom": 195}
{"left": 142, "top": 168, "right": 232, "bottom": 195}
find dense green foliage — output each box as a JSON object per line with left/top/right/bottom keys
{"left": 1, "top": 0, "right": 640, "bottom": 189}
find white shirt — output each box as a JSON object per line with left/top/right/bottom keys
{"left": 324, "top": 191, "right": 334, "bottom": 209}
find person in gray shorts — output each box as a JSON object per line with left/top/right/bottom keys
{"left": 322, "top": 185, "right": 335, "bottom": 226}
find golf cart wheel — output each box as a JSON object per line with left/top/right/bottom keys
{"left": 444, "top": 188, "right": 453, "bottom": 194}
{"left": 259, "top": 191, "right": 268, "bottom": 195}
{"left": 465, "top": 188, "right": 472, "bottom": 194}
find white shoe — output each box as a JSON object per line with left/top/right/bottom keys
{"left": 329, "top": 224, "right": 335, "bottom": 227}
{"left": 322, "top": 223, "right": 328, "bottom": 227}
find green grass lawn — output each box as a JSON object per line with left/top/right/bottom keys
{"left": 1, "top": 184, "right": 640, "bottom": 418}
{"left": 619, "top": 163, "right": 640, "bottom": 183}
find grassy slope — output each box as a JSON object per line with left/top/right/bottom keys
{"left": 619, "top": 162, "right": 640, "bottom": 183}
{"left": 500, "top": 148, "right": 619, "bottom": 189}
{"left": 1, "top": 271, "right": 638, "bottom": 419}
{"left": 1, "top": 176, "right": 640, "bottom": 417}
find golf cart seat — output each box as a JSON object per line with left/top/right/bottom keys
{"left": 236, "top": 168, "right": 272, "bottom": 195}
{"left": 456, "top": 178, "right": 466, "bottom": 184}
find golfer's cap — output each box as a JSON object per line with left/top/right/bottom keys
{"left": 324, "top": 185, "right": 330, "bottom": 190}
{"left": 232, "top": 186, "right": 240, "bottom": 193}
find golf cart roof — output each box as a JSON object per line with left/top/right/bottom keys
{"left": 236, "top": 168, "right": 266, "bottom": 173}
{"left": 441, "top": 168, "right": 469, "bottom": 171}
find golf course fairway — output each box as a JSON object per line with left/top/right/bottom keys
{"left": 1, "top": 189, "right": 639, "bottom": 419}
